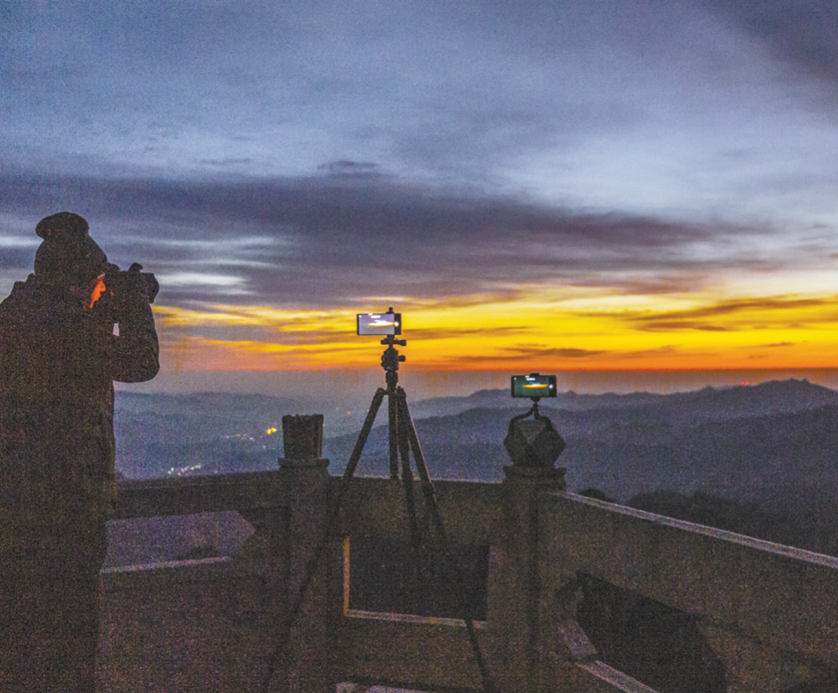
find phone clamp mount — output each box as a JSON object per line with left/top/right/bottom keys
{"left": 260, "top": 309, "right": 498, "bottom": 693}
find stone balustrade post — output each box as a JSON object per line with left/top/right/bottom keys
{"left": 274, "top": 414, "right": 338, "bottom": 693}
{"left": 490, "top": 463, "right": 566, "bottom": 692}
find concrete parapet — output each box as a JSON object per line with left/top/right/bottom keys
{"left": 107, "top": 471, "right": 838, "bottom": 693}
{"left": 539, "top": 491, "right": 838, "bottom": 692}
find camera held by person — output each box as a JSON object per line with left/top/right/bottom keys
{"left": 105, "top": 261, "right": 159, "bottom": 301}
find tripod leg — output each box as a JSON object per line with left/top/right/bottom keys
{"left": 396, "top": 388, "right": 499, "bottom": 693}
{"left": 396, "top": 401, "right": 426, "bottom": 613}
{"left": 387, "top": 371, "right": 399, "bottom": 479}
{"left": 396, "top": 389, "right": 446, "bottom": 539}
{"left": 260, "top": 388, "right": 387, "bottom": 693}
{"left": 388, "top": 388, "right": 399, "bottom": 479}
{"left": 342, "top": 387, "right": 387, "bottom": 485}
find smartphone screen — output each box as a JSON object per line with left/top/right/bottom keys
{"left": 511, "top": 374, "right": 557, "bottom": 398}
{"left": 357, "top": 313, "right": 402, "bottom": 335}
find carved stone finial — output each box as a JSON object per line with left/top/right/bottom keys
{"left": 503, "top": 415, "right": 566, "bottom": 468}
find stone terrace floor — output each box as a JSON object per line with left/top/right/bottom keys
{"left": 98, "top": 559, "right": 269, "bottom": 693}
{"left": 96, "top": 558, "right": 421, "bottom": 693}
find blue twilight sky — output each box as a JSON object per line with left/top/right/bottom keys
{"left": 3, "top": 1, "right": 838, "bottom": 397}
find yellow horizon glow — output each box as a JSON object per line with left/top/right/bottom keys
{"left": 152, "top": 277, "right": 838, "bottom": 373}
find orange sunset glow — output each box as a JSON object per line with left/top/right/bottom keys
{"left": 152, "top": 271, "right": 838, "bottom": 376}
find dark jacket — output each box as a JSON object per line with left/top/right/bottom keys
{"left": 0, "top": 274, "right": 159, "bottom": 525}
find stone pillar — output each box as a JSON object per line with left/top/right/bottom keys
{"left": 282, "top": 414, "right": 324, "bottom": 460}
{"left": 490, "top": 464, "right": 566, "bottom": 693}
{"left": 274, "top": 414, "right": 337, "bottom": 693}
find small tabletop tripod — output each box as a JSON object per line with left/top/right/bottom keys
{"left": 260, "top": 319, "right": 496, "bottom": 693}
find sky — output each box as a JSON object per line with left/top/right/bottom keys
{"left": 3, "top": 0, "right": 838, "bottom": 400}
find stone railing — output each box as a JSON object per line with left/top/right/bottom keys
{"left": 105, "top": 459, "right": 838, "bottom": 693}
{"left": 539, "top": 492, "right": 838, "bottom": 693}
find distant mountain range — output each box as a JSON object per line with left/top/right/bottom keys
{"left": 114, "top": 378, "right": 838, "bottom": 557}
{"left": 410, "top": 377, "right": 838, "bottom": 418}
{"left": 325, "top": 378, "right": 838, "bottom": 491}
{"left": 115, "top": 378, "right": 838, "bottom": 484}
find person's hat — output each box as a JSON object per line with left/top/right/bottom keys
{"left": 34, "top": 212, "right": 108, "bottom": 283}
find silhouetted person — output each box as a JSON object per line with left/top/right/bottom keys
{"left": 0, "top": 212, "right": 159, "bottom": 692}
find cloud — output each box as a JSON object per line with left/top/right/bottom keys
{"left": 705, "top": 0, "right": 838, "bottom": 87}
{"left": 615, "top": 295, "right": 835, "bottom": 332}
{"left": 634, "top": 321, "right": 734, "bottom": 333}
{"left": 0, "top": 167, "right": 790, "bottom": 308}
{"left": 608, "top": 345, "right": 681, "bottom": 360}
{"left": 199, "top": 159, "right": 255, "bottom": 168}
{"left": 457, "top": 345, "right": 609, "bottom": 364}
{"left": 551, "top": 348, "right": 608, "bottom": 358}
{"left": 318, "top": 160, "right": 380, "bottom": 176}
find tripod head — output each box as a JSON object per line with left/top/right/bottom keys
{"left": 380, "top": 333, "right": 406, "bottom": 394}
{"left": 380, "top": 333, "right": 406, "bottom": 372}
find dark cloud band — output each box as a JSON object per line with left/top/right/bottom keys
{"left": 0, "top": 167, "right": 782, "bottom": 309}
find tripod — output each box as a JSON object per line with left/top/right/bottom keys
{"left": 260, "top": 333, "right": 497, "bottom": 693}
